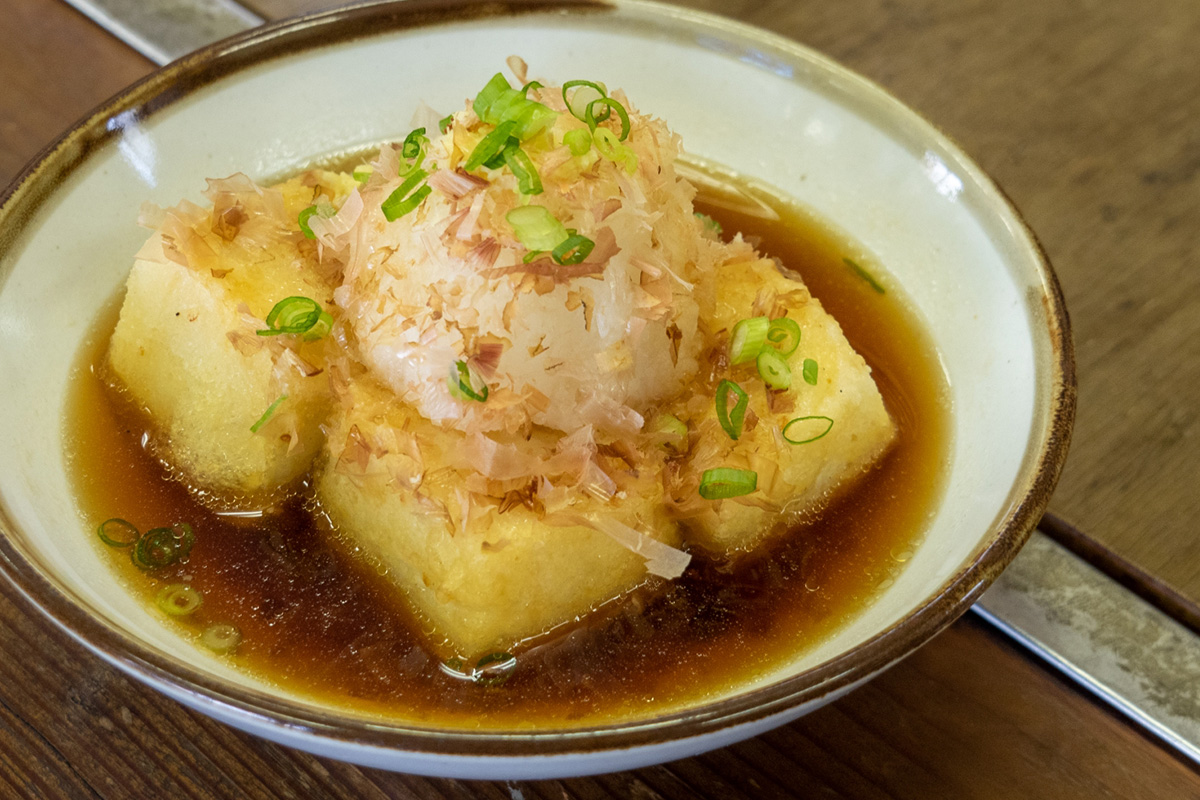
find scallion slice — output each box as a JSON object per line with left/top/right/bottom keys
{"left": 843, "top": 257, "right": 886, "bottom": 294}
{"left": 766, "top": 317, "right": 801, "bottom": 356}
{"left": 592, "top": 128, "right": 638, "bottom": 173}
{"left": 303, "top": 310, "right": 333, "bottom": 342}
{"left": 730, "top": 316, "right": 769, "bottom": 364}
{"left": 474, "top": 651, "right": 517, "bottom": 687}
{"left": 473, "top": 72, "right": 512, "bottom": 120}
{"left": 438, "top": 115, "right": 454, "bottom": 133}
{"left": 699, "top": 468, "right": 758, "bottom": 499}
{"left": 297, "top": 201, "right": 333, "bottom": 239}
{"left": 131, "top": 524, "right": 194, "bottom": 571}
{"left": 757, "top": 349, "right": 792, "bottom": 390}
{"left": 98, "top": 518, "right": 139, "bottom": 548}
{"left": 200, "top": 623, "right": 242, "bottom": 654}
{"left": 585, "top": 97, "right": 631, "bottom": 141}
{"left": 351, "top": 166, "right": 373, "bottom": 183}
{"left": 561, "top": 80, "right": 609, "bottom": 121}
{"left": 650, "top": 413, "right": 688, "bottom": 451}
{"left": 381, "top": 169, "right": 430, "bottom": 221}
{"left": 258, "top": 296, "right": 323, "bottom": 337}
{"left": 464, "top": 120, "right": 519, "bottom": 171}
{"left": 448, "top": 360, "right": 489, "bottom": 402}
{"left": 506, "top": 205, "right": 568, "bottom": 252}
{"left": 782, "top": 415, "right": 834, "bottom": 444}
{"left": 563, "top": 128, "right": 592, "bottom": 156}
{"left": 802, "top": 358, "right": 819, "bottom": 386}
{"left": 715, "top": 379, "right": 749, "bottom": 440}
{"left": 250, "top": 395, "right": 287, "bottom": 433}
{"left": 520, "top": 80, "right": 544, "bottom": 95}
{"left": 401, "top": 127, "right": 427, "bottom": 160}
{"left": 156, "top": 584, "right": 202, "bottom": 616}
{"left": 502, "top": 142, "right": 543, "bottom": 195}
{"left": 551, "top": 233, "right": 594, "bottom": 265}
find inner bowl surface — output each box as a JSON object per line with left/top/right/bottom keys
{"left": 0, "top": 0, "right": 1073, "bottom": 779}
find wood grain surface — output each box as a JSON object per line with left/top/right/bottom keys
{"left": 3, "top": 0, "right": 1200, "bottom": 796}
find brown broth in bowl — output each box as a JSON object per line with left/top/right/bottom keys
{"left": 65, "top": 171, "right": 949, "bottom": 727}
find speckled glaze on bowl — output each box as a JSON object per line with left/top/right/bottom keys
{"left": 0, "top": 0, "right": 1073, "bottom": 779}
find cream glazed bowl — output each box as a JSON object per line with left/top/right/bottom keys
{"left": 0, "top": 0, "right": 1073, "bottom": 780}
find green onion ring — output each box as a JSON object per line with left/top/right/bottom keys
{"left": 97, "top": 518, "right": 139, "bottom": 548}
{"left": 401, "top": 127, "right": 427, "bottom": 160}
{"left": 502, "top": 143, "right": 543, "bottom": 195}
{"left": 250, "top": 395, "right": 288, "bottom": 434}
{"left": 561, "top": 80, "right": 610, "bottom": 121}
{"left": 766, "top": 317, "right": 801, "bottom": 357}
{"left": 802, "top": 358, "right": 819, "bottom": 386}
{"left": 757, "top": 349, "right": 792, "bottom": 390}
{"left": 473, "top": 72, "right": 512, "bottom": 120}
{"left": 257, "top": 296, "right": 323, "bottom": 337}
{"left": 131, "top": 524, "right": 193, "bottom": 571}
{"left": 474, "top": 652, "right": 517, "bottom": 687}
{"left": 563, "top": 128, "right": 592, "bottom": 156}
{"left": 449, "top": 360, "right": 489, "bottom": 402}
{"left": 730, "top": 316, "right": 769, "bottom": 364}
{"left": 381, "top": 168, "right": 430, "bottom": 221}
{"left": 506, "top": 205, "right": 568, "bottom": 252}
{"left": 584, "top": 97, "right": 631, "bottom": 141}
{"left": 698, "top": 467, "right": 758, "bottom": 500}
{"left": 156, "top": 584, "right": 203, "bottom": 616}
{"left": 297, "top": 205, "right": 320, "bottom": 239}
{"left": 551, "top": 234, "right": 595, "bottom": 266}
{"left": 520, "top": 80, "right": 544, "bottom": 95}
{"left": 782, "top": 415, "right": 835, "bottom": 445}
{"left": 438, "top": 115, "right": 453, "bottom": 133}
{"left": 843, "top": 257, "right": 886, "bottom": 294}
{"left": 715, "top": 379, "right": 749, "bottom": 440}
{"left": 200, "top": 623, "right": 242, "bottom": 654}
{"left": 465, "top": 120, "right": 519, "bottom": 171}
{"left": 351, "top": 166, "right": 373, "bottom": 183}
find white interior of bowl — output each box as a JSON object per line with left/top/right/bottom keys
{"left": 0, "top": 7, "right": 1045, "bottom": 724}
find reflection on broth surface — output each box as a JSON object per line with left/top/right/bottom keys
{"left": 67, "top": 172, "right": 948, "bottom": 727}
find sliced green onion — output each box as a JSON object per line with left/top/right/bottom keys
{"left": 551, "top": 234, "right": 594, "bottom": 265}
{"left": 757, "top": 349, "right": 792, "bottom": 390}
{"left": 510, "top": 102, "right": 558, "bottom": 139}
{"left": 401, "top": 127, "right": 427, "bottom": 161}
{"left": 200, "top": 623, "right": 242, "bottom": 654}
{"left": 473, "top": 72, "right": 512, "bottom": 120}
{"left": 522, "top": 249, "right": 546, "bottom": 263}
{"left": 464, "top": 120, "right": 519, "bottom": 171}
{"left": 730, "top": 316, "right": 769, "bottom": 364}
{"left": 156, "top": 584, "right": 202, "bottom": 616}
{"left": 563, "top": 128, "right": 592, "bottom": 156}
{"left": 782, "top": 415, "right": 834, "bottom": 444}
{"left": 562, "top": 80, "right": 609, "bottom": 121}
{"left": 650, "top": 413, "right": 688, "bottom": 451}
{"left": 131, "top": 524, "right": 194, "bottom": 571}
{"left": 474, "top": 651, "right": 517, "bottom": 687}
{"left": 448, "top": 360, "right": 489, "bottom": 402}
{"left": 352, "top": 166, "right": 373, "bottom": 183}
{"left": 502, "top": 142, "right": 543, "bottom": 195}
{"left": 520, "top": 80, "right": 544, "bottom": 95}
{"left": 297, "top": 201, "right": 333, "bottom": 239}
{"left": 301, "top": 310, "right": 332, "bottom": 342}
{"left": 381, "top": 169, "right": 430, "bottom": 221}
{"left": 97, "top": 518, "right": 139, "bottom": 548}
{"left": 715, "top": 379, "right": 749, "bottom": 440}
{"left": 250, "top": 395, "right": 288, "bottom": 434}
{"left": 585, "top": 97, "right": 631, "bottom": 141}
{"left": 258, "top": 296, "right": 323, "bottom": 336}
{"left": 438, "top": 115, "right": 454, "bottom": 133}
{"left": 766, "top": 317, "right": 801, "bottom": 357}
{"left": 802, "top": 358, "right": 819, "bottom": 386}
{"left": 695, "top": 212, "right": 722, "bottom": 236}
{"left": 843, "top": 257, "right": 885, "bottom": 294}
{"left": 506, "top": 205, "right": 568, "bottom": 252}
{"left": 592, "top": 127, "right": 637, "bottom": 173}
{"left": 699, "top": 467, "right": 758, "bottom": 499}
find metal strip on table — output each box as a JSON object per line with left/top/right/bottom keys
{"left": 53, "top": 0, "right": 1200, "bottom": 767}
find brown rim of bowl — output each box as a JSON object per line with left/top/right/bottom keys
{"left": 0, "top": 0, "right": 1075, "bottom": 757}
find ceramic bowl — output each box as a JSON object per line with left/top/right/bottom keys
{"left": 0, "top": 0, "right": 1073, "bottom": 779}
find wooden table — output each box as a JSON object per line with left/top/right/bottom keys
{"left": 3, "top": 0, "right": 1199, "bottom": 796}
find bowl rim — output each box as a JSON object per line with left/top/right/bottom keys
{"left": 0, "top": 0, "right": 1076, "bottom": 757}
